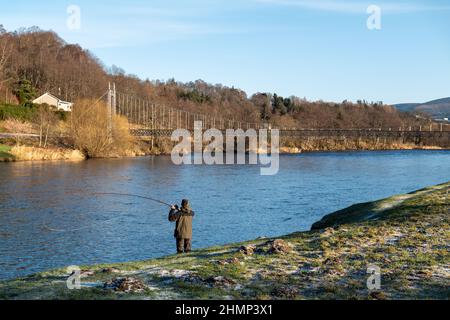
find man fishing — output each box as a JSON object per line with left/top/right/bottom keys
{"left": 168, "top": 199, "right": 195, "bottom": 254}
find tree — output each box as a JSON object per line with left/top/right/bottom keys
{"left": 33, "top": 104, "right": 58, "bottom": 148}
{"left": 13, "top": 79, "right": 36, "bottom": 105}
{"left": 0, "top": 28, "right": 11, "bottom": 87}
{"left": 272, "top": 94, "right": 287, "bottom": 115}
{"left": 0, "top": 26, "right": 429, "bottom": 132}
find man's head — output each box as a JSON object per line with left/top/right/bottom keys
{"left": 181, "top": 199, "right": 190, "bottom": 209}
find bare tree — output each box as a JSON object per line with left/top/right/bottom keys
{"left": 34, "top": 104, "right": 58, "bottom": 148}
{"left": 0, "top": 28, "right": 12, "bottom": 87}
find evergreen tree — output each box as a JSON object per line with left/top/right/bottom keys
{"left": 14, "top": 79, "right": 37, "bottom": 105}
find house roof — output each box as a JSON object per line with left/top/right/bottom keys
{"left": 34, "top": 92, "right": 73, "bottom": 104}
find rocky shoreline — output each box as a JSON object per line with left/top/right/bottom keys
{"left": 0, "top": 181, "right": 448, "bottom": 300}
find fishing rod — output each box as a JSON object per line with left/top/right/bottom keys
{"left": 43, "top": 192, "right": 173, "bottom": 233}
{"left": 93, "top": 192, "right": 173, "bottom": 207}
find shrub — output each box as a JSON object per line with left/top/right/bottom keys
{"left": 68, "top": 99, "right": 136, "bottom": 158}
{"left": 1, "top": 118, "right": 35, "bottom": 144}
{"left": 54, "top": 110, "right": 69, "bottom": 121}
{"left": 2, "top": 118, "right": 34, "bottom": 134}
{"left": 0, "top": 104, "right": 37, "bottom": 121}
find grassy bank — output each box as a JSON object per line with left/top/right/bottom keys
{"left": 9, "top": 145, "right": 85, "bottom": 161}
{"left": 1, "top": 182, "right": 448, "bottom": 300}
{"left": 0, "top": 144, "right": 14, "bottom": 161}
{"left": 0, "top": 142, "right": 86, "bottom": 162}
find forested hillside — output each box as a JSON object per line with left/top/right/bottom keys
{"left": 394, "top": 98, "right": 450, "bottom": 120}
{"left": 0, "top": 26, "right": 429, "bottom": 129}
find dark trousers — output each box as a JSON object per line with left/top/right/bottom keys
{"left": 176, "top": 238, "right": 192, "bottom": 253}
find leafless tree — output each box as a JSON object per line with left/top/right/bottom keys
{"left": 33, "top": 104, "right": 58, "bottom": 148}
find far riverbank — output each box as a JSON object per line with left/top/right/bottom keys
{"left": 1, "top": 136, "right": 448, "bottom": 162}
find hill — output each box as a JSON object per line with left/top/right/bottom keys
{"left": 1, "top": 182, "right": 448, "bottom": 300}
{"left": 0, "top": 26, "right": 430, "bottom": 130}
{"left": 394, "top": 98, "right": 450, "bottom": 120}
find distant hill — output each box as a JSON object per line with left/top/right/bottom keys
{"left": 394, "top": 98, "right": 450, "bottom": 120}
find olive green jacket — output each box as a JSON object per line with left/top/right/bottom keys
{"left": 168, "top": 208, "right": 195, "bottom": 239}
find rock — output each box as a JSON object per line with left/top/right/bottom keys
{"left": 268, "top": 239, "right": 292, "bottom": 254}
{"left": 218, "top": 257, "right": 240, "bottom": 265}
{"left": 102, "top": 267, "right": 120, "bottom": 274}
{"left": 369, "top": 291, "right": 387, "bottom": 300}
{"left": 321, "top": 227, "right": 336, "bottom": 237}
{"left": 157, "top": 269, "right": 192, "bottom": 279}
{"left": 323, "top": 257, "right": 342, "bottom": 265}
{"left": 417, "top": 269, "right": 432, "bottom": 277}
{"left": 104, "top": 277, "right": 146, "bottom": 293}
{"left": 297, "top": 262, "right": 319, "bottom": 273}
{"left": 77, "top": 270, "right": 94, "bottom": 277}
{"left": 239, "top": 244, "right": 256, "bottom": 255}
{"left": 271, "top": 286, "right": 299, "bottom": 299}
{"left": 183, "top": 275, "right": 203, "bottom": 284}
{"left": 206, "top": 276, "right": 236, "bottom": 288}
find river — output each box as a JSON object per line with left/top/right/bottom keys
{"left": 0, "top": 150, "right": 449, "bottom": 280}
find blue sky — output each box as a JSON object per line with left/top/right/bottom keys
{"left": 1, "top": 0, "right": 449, "bottom": 104}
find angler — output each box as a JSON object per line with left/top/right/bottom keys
{"left": 168, "top": 199, "right": 195, "bottom": 254}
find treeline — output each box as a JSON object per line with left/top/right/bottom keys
{"left": 251, "top": 93, "right": 419, "bottom": 129}
{"left": 0, "top": 26, "right": 107, "bottom": 102}
{"left": 0, "top": 26, "right": 429, "bottom": 129}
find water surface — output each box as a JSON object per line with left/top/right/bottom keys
{"left": 0, "top": 150, "right": 449, "bottom": 280}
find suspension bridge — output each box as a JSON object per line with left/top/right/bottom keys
{"left": 104, "top": 84, "right": 450, "bottom": 143}
{"left": 106, "top": 84, "right": 265, "bottom": 134}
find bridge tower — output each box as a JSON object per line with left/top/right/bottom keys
{"left": 107, "top": 83, "right": 117, "bottom": 140}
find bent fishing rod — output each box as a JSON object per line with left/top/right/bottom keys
{"left": 93, "top": 192, "right": 173, "bottom": 207}
{"left": 43, "top": 192, "right": 173, "bottom": 233}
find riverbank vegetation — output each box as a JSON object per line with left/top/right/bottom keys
{"left": 0, "top": 99, "right": 138, "bottom": 160}
{"left": 0, "top": 108, "right": 448, "bottom": 162}
{"left": 0, "top": 26, "right": 442, "bottom": 131}
{"left": 0, "top": 144, "right": 14, "bottom": 161}
{"left": 0, "top": 26, "right": 448, "bottom": 161}
{"left": 67, "top": 100, "right": 137, "bottom": 158}
{"left": 1, "top": 182, "right": 448, "bottom": 300}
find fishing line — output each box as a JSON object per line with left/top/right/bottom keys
{"left": 93, "top": 192, "right": 172, "bottom": 207}
{"left": 42, "top": 192, "right": 172, "bottom": 233}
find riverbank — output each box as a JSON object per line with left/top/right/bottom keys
{"left": 1, "top": 134, "right": 449, "bottom": 161}
{"left": 1, "top": 181, "right": 448, "bottom": 300}
{"left": 7, "top": 145, "right": 85, "bottom": 161}
{"left": 0, "top": 144, "right": 14, "bottom": 161}
{"left": 0, "top": 143, "right": 443, "bottom": 162}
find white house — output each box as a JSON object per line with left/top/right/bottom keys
{"left": 32, "top": 93, "right": 73, "bottom": 112}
